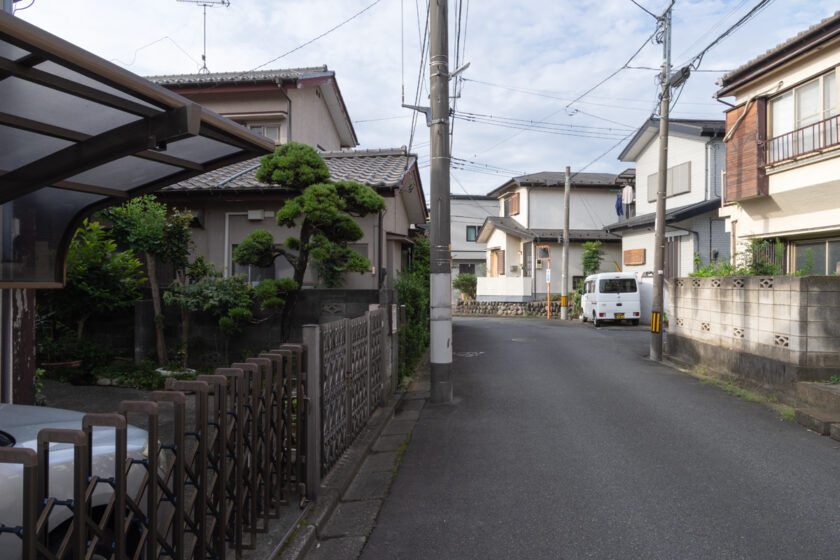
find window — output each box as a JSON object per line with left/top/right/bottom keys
{"left": 503, "top": 192, "right": 520, "bottom": 216}
{"left": 459, "top": 263, "right": 475, "bottom": 275}
{"left": 466, "top": 225, "right": 479, "bottom": 242}
{"left": 249, "top": 123, "right": 282, "bottom": 143}
{"left": 768, "top": 71, "right": 838, "bottom": 163}
{"left": 522, "top": 242, "right": 532, "bottom": 278}
{"left": 599, "top": 278, "right": 637, "bottom": 293}
{"left": 793, "top": 239, "right": 840, "bottom": 275}
{"left": 647, "top": 161, "right": 692, "bottom": 202}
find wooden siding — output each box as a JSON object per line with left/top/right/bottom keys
{"left": 724, "top": 99, "right": 769, "bottom": 202}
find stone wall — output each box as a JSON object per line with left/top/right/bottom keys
{"left": 667, "top": 276, "right": 840, "bottom": 389}
{"left": 455, "top": 300, "right": 568, "bottom": 318}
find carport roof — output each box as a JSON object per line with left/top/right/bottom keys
{"left": 0, "top": 12, "right": 273, "bottom": 287}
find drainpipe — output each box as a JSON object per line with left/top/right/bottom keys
{"left": 376, "top": 209, "right": 384, "bottom": 289}
{"left": 224, "top": 212, "right": 248, "bottom": 277}
{"left": 276, "top": 79, "right": 292, "bottom": 143}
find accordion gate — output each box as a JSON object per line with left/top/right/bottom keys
{"left": 0, "top": 306, "right": 394, "bottom": 559}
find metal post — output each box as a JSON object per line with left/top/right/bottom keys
{"left": 651, "top": 5, "right": 672, "bottom": 361}
{"left": 561, "top": 166, "right": 571, "bottom": 320}
{"left": 429, "top": 0, "right": 453, "bottom": 403}
{"left": 2, "top": 1, "right": 13, "bottom": 14}
{"left": 303, "top": 325, "right": 321, "bottom": 499}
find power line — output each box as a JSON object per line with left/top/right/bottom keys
{"left": 565, "top": 26, "right": 659, "bottom": 111}
{"left": 629, "top": 0, "right": 657, "bottom": 19}
{"left": 250, "top": 0, "right": 384, "bottom": 73}
{"left": 453, "top": 114, "right": 631, "bottom": 140}
{"left": 454, "top": 111, "right": 633, "bottom": 132}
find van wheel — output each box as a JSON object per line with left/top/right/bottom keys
{"left": 631, "top": 319, "right": 639, "bottom": 326}
{"left": 593, "top": 312, "right": 600, "bottom": 327}
{"left": 580, "top": 313, "right": 586, "bottom": 323}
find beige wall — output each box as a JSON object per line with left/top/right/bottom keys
{"left": 529, "top": 188, "right": 617, "bottom": 230}
{"left": 287, "top": 87, "right": 342, "bottom": 151}
{"left": 179, "top": 192, "right": 415, "bottom": 290}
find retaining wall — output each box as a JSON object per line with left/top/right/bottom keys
{"left": 667, "top": 276, "right": 840, "bottom": 389}
{"left": 454, "top": 300, "right": 568, "bottom": 318}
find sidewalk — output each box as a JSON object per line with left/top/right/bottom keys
{"left": 280, "top": 353, "right": 430, "bottom": 560}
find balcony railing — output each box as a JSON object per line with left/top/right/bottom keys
{"left": 766, "top": 114, "right": 840, "bottom": 165}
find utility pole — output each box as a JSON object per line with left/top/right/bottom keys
{"left": 560, "top": 166, "right": 571, "bottom": 320}
{"left": 429, "top": 0, "right": 452, "bottom": 403}
{"left": 651, "top": 3, "right": 672, "bottom": 360}
{"left": 2, "top": 0, "right": 14, "bottom": 14}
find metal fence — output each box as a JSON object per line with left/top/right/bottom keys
{"left": 1, "top": 306, "right": 396, "bottom": 559}
{"left": 305, "top": 308, "right": 388, "bottom": 477}
{"left": 0, "top": 344, "right": 306, "bottom": 560}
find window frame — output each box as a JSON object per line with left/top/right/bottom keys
{"left": 466, "top": 225, "right": 479, "bottom": 242}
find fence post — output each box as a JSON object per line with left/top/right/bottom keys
{"left": 344, "top": 318, "right": 352, "bottom": 438}
{"left": 303, "top": 324, "right": 321, "bottom": 500}
{"left": 366, "top": 308, "right": 373, "bottom": 412}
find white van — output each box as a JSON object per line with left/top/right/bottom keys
{"left": 580, "top": 272, "right": 641, "bottom": 327}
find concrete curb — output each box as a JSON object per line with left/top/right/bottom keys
{"left": 279, "top": 392, "right": 404, "bottom": 560}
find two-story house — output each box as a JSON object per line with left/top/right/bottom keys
{"left": 149, "top": 66, "right": 357, "bottom": 151}
{"left": 451, "top": 193, "right": 496, "bottom": 301}
{"left": 475, "top": 172, "right": 624, "bottom": 302}
{"left": 606, "top": 118, "right": 728, "bottom": 277}
{"left": 715, "top": 12, "right": 840, "bottom": 275}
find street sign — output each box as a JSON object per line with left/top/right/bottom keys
{"left": 546, "top": 268, "right": 551, "bottom": 284}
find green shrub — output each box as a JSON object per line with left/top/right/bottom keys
{"left": 452, "top": 273, "right": 477, "bottom": 300}
{"left": 396, "top": 237, "right": 430, "bottom": 380}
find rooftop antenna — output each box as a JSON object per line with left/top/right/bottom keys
{"left": 177, "top": 0, "right": 230, "bottom": 73}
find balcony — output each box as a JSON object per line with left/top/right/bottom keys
{"left": 766, "top": 114, "right": 840, "bottom": 165}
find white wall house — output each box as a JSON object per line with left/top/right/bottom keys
{"left": 716, "top": 12, "right": 840, "bottom": 275}
{"left": 605, "top": 118, "right": 728, "bottom": 279}
{"left": 451, "top": 194, "right": 497, "bottom": 300}
{"left": 476, "top": 172, "right": 626, "bottom": 302}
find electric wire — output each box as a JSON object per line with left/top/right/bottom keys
{"left": 454, "top": 111, "right": 634, "bottom": 132}
{"left": 629, "top": 0, "right": 657, "bottom": 19}
{"left": 110, "top": 35, "right": 202, "bottom": 69}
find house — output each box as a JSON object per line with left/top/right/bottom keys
{"left": 475, "top": 172, "right": 624, "bottom": 302}
{"left": 606, "top": 118, "right": 728, "bottom": 278}
{"left": 450, "top": 194, "right": 496, "bottom": 299}
{"left": 715, "top": 11, "right": 840, "bottom": 275}
{"left": 158, "top": 148, "right": 427, "bottom": 290}
{"left": 149, "top": 66, "right": 358, "bottom": 151}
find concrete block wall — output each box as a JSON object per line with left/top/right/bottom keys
{"left": 668, "top": 276, "right": 840, "bottom": 385}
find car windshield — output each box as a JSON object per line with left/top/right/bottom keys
{"left": 599, "top": 278, "right": 637, "bottom": 293}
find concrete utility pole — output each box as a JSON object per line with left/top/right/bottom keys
{"left": 2, "top": 0, "right": 13, "bottom": 14}
{"left": 650, "top": 3, "right": 672, "bottom": 361}
{"left": 429, "top": 0, "right": 453, "bottom": 403}
{"left": 560, "top": 166, "right": 571, "bottom": 320}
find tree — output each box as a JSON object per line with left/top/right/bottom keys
{"left": 582, "top": 241, "right": 604, "bottom": 277}
{"left": 100, "top": 195, "right": 193, "bottom": 365}
{"left": 233, "top": 142, "right": 386, "bottom": 336}
{"left": 452, "top": 272, "right": 477, "bottom": 300}
{"left": 50, "top": 219, "right": 145, "bottom": 338}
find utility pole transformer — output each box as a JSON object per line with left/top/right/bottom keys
{"left": 429, "top": 0, "right": 453, "bottom": 403}
{"left": 651, "top": 4, "right": 672, "bottom": 361}
{"left": 561, "top": 166, "right": 571, "bottom": 320}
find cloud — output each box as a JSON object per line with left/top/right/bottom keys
{"left": 16, "top": 0, "right": 839, "bottom": 196}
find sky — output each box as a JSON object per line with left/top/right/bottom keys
{"left": 13, "top": 0, "right": 840, "bottom": 198}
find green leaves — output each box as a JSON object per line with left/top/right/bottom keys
{"left": 233, "top": 229, "right": 279, "bottom": 269}
{"left": 255, "top": 142, "right": 331, "bottom": 190}
{"left": 582, "top": 241, "right": 604, "bottom": 277}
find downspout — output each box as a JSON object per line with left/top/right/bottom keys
{"left": 276, "top": 79, "right": 292, "bottom": 143}
{"left": 377, "top": 209, "right": 384, "bottom": 289}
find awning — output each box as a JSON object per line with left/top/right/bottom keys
{"left": 0, "top": 12, "right": 274, "bottom": 287}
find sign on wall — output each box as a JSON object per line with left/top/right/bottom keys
{"left": 624, "top": 248, "right": 646, "bottom": 266}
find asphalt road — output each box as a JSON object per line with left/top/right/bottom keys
{"left": 361, "top": 317, "right": 840, "bottom": 559}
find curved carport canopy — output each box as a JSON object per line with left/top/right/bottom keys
{"left": 0, "top": 11, "right": 274, "bottom": 287}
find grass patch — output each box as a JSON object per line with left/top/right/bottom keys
{"left": 696, "top": 372, "right": 795, "bottom": 421}
{"left": 778, "top": 407, "right": 796, "bottom": 422}
{"left": 393, "top": 434, "right": 412, "bottom": 470}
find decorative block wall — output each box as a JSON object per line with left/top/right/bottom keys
{"left": 667, "top": 276, "right": 840, "bottom": 386}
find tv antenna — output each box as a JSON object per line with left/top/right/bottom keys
{"left": 177, "top": 0, "right": 230, "bottom": 73}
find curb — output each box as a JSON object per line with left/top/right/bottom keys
{"left": 279, "top": 392, "right": 404, "bottom": 560}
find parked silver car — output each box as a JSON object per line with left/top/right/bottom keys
{"left": 0, "top": 403, "right": 149, "bottom": 559}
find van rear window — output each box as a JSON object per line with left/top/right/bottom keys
{"left": 599, "top": 278, "right": 637, "bottom": 293}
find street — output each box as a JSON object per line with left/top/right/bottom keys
{"left": 361, "top": 317, "right": 840, "bottom": 559}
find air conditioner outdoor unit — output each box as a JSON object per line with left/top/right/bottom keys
{"left": 510, "top": 265, "right": 519, "bottom": 273}
{"left": 536, "top": 261, "right": 543, "bottom": 270}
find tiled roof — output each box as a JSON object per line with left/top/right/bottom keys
{"left": 605, "top": 198, "right": 721, "bottom": 232}
{"left": 717, "top": 11, "right": 840, "bottom": 96}
{"left": 162, "top": 148, "right": 416, "bottom": 192}
{"left": 515, "top": 171, "right": 617, "bottom": 186}
{"left": 477, "top": 217, "right": 619, "bottom": 243}
{"left": 147, "top": 66, "right": 330, "bottom": 86}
